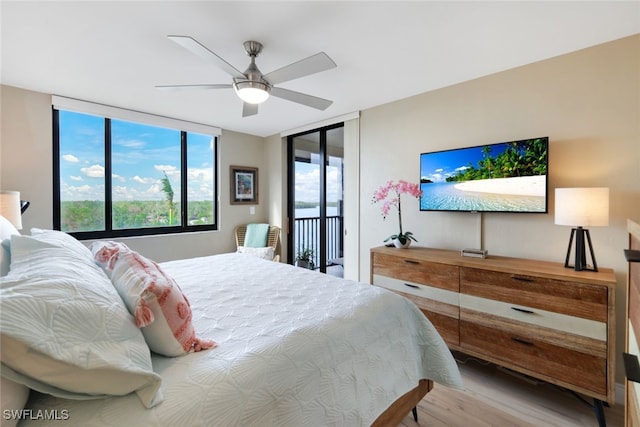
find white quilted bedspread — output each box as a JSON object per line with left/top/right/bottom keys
{"left": 21, "top": 253, "right": 462, "bottom": 426}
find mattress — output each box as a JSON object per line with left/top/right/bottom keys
{"left": 20, "top": 253, "right": 462, "bottom": 426}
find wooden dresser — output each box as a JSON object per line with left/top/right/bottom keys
{"left": 625, "top": 219, "right": 640, "bottom": 426}
{"left": 370, "top": 246, "right": 617, "bottom": 411}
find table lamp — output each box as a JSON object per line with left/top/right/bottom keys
{"left": 554, "top": 187, "right": 609, "bottom": 272}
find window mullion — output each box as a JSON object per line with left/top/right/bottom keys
{"left": 105, "top": 118, "right": 113, "bottom": 232}
{"left": 181, "top": 131, "right": 188, "bottom": 227}
{"left": 52, "top": 108, "right": 62, "bottom": 230}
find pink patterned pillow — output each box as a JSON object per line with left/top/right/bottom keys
{"left": 93, "top": 242, "right": 216, "bottom": 357}
{"left": 91, "top": 240, "right": 129, "bottom": 272}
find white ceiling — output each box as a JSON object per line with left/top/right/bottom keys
{"left": 2, "top": 1, "right": 639, "bottom": 138}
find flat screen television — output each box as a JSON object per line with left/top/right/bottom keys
{"left": 420, "top": 137, "right": 548, "bottom": 213}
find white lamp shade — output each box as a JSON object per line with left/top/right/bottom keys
{"left": 233, "top": 80, "right": 270, "bottom": 104}
{"left": 554, "top": 187, "right": 609, "bottom": 227}
{"left": 236, "top": 87, "right": 269, "bottom": 104}
{"left": 0, "top": 191, "right": 22, "bottom": 230}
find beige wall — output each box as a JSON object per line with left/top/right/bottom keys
{"left": 0, "top": 85, "right": 270, "bottom": 262}
{"left": 358, "top": 34, "right": 639, "bottom": 385}
{"left": 264, "top": 133, "right": 287, "bottom": 258}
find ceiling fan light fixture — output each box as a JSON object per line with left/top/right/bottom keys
{"left": 233, "top": 80, "right": 271, "bottom": 104}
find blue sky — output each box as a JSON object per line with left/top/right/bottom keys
{"left": 59, "top": 110, "right": 214, "bottom": 202}
{"left": 420, "top": 143, "right": 510, "bottom": 183}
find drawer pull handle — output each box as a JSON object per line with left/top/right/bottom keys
{"left": 623, "top": 353, "right": 640, "bottom": 383}
{"left": 404, "top": 283, "right": 419, "bottom": 289}
{"left": 511, "top": 337, "right": 533, "bottom": 346}
{"left": 404, "top": 260, "right": 420, "bottom": 265}
{"left": 511, "top": 307, "right": 534, "bottom": 314}
{"left": 511, "top": 275, "right": 534, "bottom": 282}
{"left": 624, "top": 249, "right": 640, "bottom": 263}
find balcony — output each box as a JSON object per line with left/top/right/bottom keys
{"left": 293, "top": 215, "right": 343, "bottom": 275}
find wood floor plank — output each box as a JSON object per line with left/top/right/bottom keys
{"left": 398, "top": 353, "right": 623, "bottom": 426}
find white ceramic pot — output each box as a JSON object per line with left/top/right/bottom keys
{"left": 393, "top": 238, "right": 411, "bottom": 249}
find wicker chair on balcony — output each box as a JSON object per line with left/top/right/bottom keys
{"left": 235, "top": 224, "right": 281, "bottom": 262}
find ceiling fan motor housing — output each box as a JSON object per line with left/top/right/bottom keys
{"left": 243, "top": 40, "right": 263, "bottom": 57}
{"left": 233, "top": 40, "right": 272, "bottom": 103}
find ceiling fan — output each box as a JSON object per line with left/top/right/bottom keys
{"left": 156, "top": 36, "right": 337, "bottom": 117}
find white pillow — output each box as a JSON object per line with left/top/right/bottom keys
{"left": 29, "top": 228, "right": 93, "bottom": 263}
{"left": 0, "top": 215, "right": 19, "bottom": 276}
{"left": 0, "top": 376, "right": 29, "bottom": 427}
{"left": 237, "top": 245, "right": 275, "bottom": 261}
{"left": 0, "top": 235, "right": 162, "bottom": 408}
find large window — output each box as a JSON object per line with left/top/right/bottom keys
{"left": 53, "top": 100, "right": 218, "bottom": 239}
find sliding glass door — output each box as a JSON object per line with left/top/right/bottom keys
{"left": 287, "top": 123, "right": 344, "bottom": 275}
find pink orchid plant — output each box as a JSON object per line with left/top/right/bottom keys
{"left": 372, "top": 180, "right": 423, "bottom": 245}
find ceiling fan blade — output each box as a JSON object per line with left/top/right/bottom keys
{"left": 155, "top": 84, "right": 233, "bottom": 90}
{"left": 264, "top": 52, "right": 336, "bottom": 85}
{"left": 168, "top": 35, "right": 245, "bottom": 79}
{"left": 270, "top": 87, "right": 333, "bottom": 110}
{"left": 242, "top": 103, "right": 259, "bottom": 117}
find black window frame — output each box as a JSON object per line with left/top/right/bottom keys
{"left": 52, "top": 107, "right": 219, "bottom": 240}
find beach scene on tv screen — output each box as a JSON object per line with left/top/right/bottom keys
{"left": 420, "top": 138, "right": 547, "bottom": 212}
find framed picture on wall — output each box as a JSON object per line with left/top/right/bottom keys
{"left": 230, "top": 165, "right": 258, "bottom": 205}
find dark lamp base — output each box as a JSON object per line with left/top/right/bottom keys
{"left": 564, "top": 227, "right": 598, "bottom": 272}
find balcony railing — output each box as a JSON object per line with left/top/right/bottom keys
{"left": 294, "top": 215, "right": 343, "bottom": 268}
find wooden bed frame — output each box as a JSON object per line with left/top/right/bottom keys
{"left": 371, "top": 379, "right": 433, "bottom": 426}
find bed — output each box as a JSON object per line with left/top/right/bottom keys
{"left": 0, "top": 226, "right": 462, "bottom": 427}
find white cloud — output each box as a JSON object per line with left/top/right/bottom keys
{"left": 112, "top": 184, "right": 168, "bottom": 202}
{"left": 326, "top": 167, "right": 342, "bottom": 202}
{"left": 294, "top": 164, "right": 342, "bottom": 203}
{"left": 81, "top": 164, "right": 105, "bottom": 178}
{"left": 154, "top": 164, "right": 177, "bottom": 173}
{"left": 146, "top": 183, "right": 163, "bottom": 197}
{"left": 62, "top": 154, "right": 79, "bottom": 163}
{"left": 133, "top": 175, "right": 156, "bottom": 185}
{"left": 112, "top": 173, "right": 126, "bottom": 183}
{"left": 295, "top": 167, "right": 320, "bottom": 203}
{"left": 70, "top": 175, "right": 83, "bottom": 182}
{"left": 187, "top": 167, "right": 213, "bottom": 183}
{"left": 60, "top": 181, "right": 104, "bottom": 201}
{"left": 113, "top": 185, "right": 133, "bottom": 200}
{"left": 154, "top": 164, "right": 179, "bottom": 180}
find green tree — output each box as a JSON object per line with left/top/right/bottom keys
{"left": 445, "top": 138, "right": 547, "bottom": 182}
{"left": 160, "top": 171, "right": 175, "bottom": 225}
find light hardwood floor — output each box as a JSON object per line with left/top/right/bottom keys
{"left": 399, "top": 352, "right": 624, "bottom": 427}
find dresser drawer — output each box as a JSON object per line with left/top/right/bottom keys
{"left": 459, "top": 293, "right": 606, "bottom": 341}
{"left": 421, "top": 309, "right": 459, "bottom": 347}
{"left": 373, "top": 275, "right": 458, "bottom": 309}
{"left": 460, "top": 319, "right": 607, "bottom": 396}
{"left": 372, "top": 253, "right": 459, "bottom": 292}
{"left": 373, "top": 274, "right": 459, "bottom": 346}
{"left": 460, "top": 267, "right": 607, "bottom": 322}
